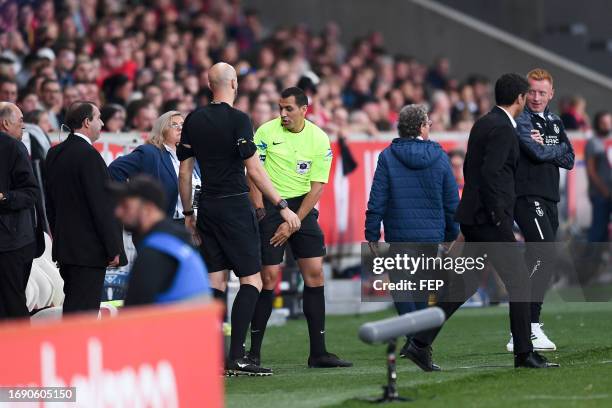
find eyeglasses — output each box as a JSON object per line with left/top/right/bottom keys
{"left": 423, "top": 119, "right": 433, "bottom": 127}
{"left": 169, "top": 123, "right": 183, "bottom": 130}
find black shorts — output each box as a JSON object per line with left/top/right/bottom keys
{"left": 259, "top": 195, "right": 326, "bottom": 266}
{"left": 196, "top": 193, "right": 262, "bottom": 277}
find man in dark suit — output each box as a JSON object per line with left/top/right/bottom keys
{"left": 0, "top": 102, "right": 44, "bottom": 319}
{"left": 45, "top": 101, "right": 125, "bottom": 314}
{"left": 404, "top": 74, "right": 558, "bottom": 370}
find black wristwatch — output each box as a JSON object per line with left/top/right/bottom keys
{"left": 182, "top": 209, "right": 195, "bottom": 216}
{"left": 276, "top": 199, "right": 288, "bottom": 210}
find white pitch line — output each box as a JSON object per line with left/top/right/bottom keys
{"left": 521, "top": 395, "right": 610, "bottom": 401}
{"left": 454, "top": 365, "right": 510, "bottom": 369}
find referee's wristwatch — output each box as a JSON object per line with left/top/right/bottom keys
{"left": 275, "top": 199, "right": 288, "bottom": 210}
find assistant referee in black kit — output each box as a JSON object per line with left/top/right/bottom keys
{"left": 246, "top": 87, "right": 352, "bottom": 368}
{"left": 177, "top": 62, "right": 300, "bottom": 376}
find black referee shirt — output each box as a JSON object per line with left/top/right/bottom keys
{"left": 180, "top": 102, "right": 255, "bottom": 197}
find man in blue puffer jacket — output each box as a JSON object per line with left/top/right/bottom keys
{"left": 366, "top": 105, "right": 460, "bottom": 244}
{"left": 365, "top": 104, "right": 460, "bottom": 360}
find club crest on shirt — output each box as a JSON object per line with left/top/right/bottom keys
{"left": 553, "top": 124, "right": 560, "bottom": 134}
{"left": 296, "top": 160, "right": 312, "bottom": 175}
{"left": 534, "top": 200, "right": 544, "bottom": 217}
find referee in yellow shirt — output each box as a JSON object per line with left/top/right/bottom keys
{"left": 246, "top": 87, "right": 352, "bottom": 368}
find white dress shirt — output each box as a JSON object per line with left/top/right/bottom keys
{"left": 73, "top": 132, "right": 92, "bottom": 145}
{"left": 164, "top": 144, "right": 201, "bottom": 219}
{"left": 496, "top": 106, "right": 517, "bottom": 128}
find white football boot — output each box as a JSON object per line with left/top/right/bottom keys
{"left": 506, "top": 323, "right": 557, "bottom": 352}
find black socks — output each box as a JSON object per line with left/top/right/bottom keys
{"left": 212, "top": 288, "right": 225, "bottom": 300}
{"left": 249, "top": 289, "right": 274, "bottom": 357}
{"left": 229, "top": 285, "right": 328, "bottom": 360}
{"left": 212, "top": 288, "right": 228, "bottom": 322}
{"left": 229, "top": 284, "right": 260, "bottom": 360}
{"left": 303, "top": 285, "right": 327, "bottom": 358}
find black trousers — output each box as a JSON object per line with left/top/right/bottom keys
{"left": 59, "top": 264, "right": 106, "bottom": 314}
{"left": 413, "top": 220, "right": 533, "bottom": 355}
{"left": 0, "top": 243, "right": 35, "bottom": 319}
{"left": 514, "top": 196, "right": 559, "bottom": 323}
{"left": 388, "top": 243, "right": 438, "bottom": 306}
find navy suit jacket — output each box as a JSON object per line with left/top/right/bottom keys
{"left": 108, "top": 144, "right": 201, "bottom": 217}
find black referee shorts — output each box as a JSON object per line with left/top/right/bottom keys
{"left": 196, "top": 193, "right": 262, "bottom": 277}
{"left": 259, "top": 195, "right": 326, "bottom": 266}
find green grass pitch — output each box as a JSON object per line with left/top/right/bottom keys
{"left": 225, "top": 295, "right": 612, "bottom": 408}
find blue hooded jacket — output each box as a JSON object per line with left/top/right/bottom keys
{"left": 365, "top": 138, "right": 460, "bottom": 243}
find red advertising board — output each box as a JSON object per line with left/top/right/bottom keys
{"left": 90, "top": 134, "right": 610, "bottom": 245}
{"left": 0, "top": 303, "right": 223, "bottom": 407}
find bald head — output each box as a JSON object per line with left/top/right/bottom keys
{"left": 0, "top": 102, "right": 16, "bottom": 120}
{"left": 208, "top": 62, "right": 237, "bottom": 94}
{"left": 0, "top": 102, "right": 23, "bottom": 140}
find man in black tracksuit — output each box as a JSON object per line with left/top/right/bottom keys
{"left": 508, "top": 69, "right": 574, "bottom": 353}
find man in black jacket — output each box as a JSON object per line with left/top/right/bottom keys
{"left": 506, "top": 69, "right": 574, "bottom": 353}
{"left": 45, "top": 102, "right": 125, "bottom": 314}
{"left": 404, "top": 74, "right": 558, "bottom": 370}
{"left": 0, "top": 102, "right": 42, "bottom": 319}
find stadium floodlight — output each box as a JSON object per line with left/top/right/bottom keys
{"left": 358, "top": 307, "right": 445, "bottom": 403}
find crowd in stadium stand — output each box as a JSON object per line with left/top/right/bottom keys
{"left": 0, "top": 0, "right": 593, "bottom": 139}
{"left": 1, "top": 0, "right": 607, "bottom": 253}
